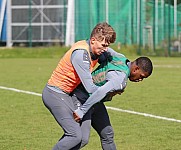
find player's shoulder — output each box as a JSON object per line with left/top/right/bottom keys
{"left": 107, "top": 47, "right": 125, "bottom": 57}
{"left": 72, "top": 49, "right": 89, "bottom": 62}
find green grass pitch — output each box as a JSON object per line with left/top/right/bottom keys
{"left": 0, "top": 47, "right": 180, "bottom": 150}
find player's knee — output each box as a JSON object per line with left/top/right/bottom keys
{"left": 74, "top": 129, "right": 82, "bottom": 144}
{"left": 67, "top": 127, "right": 82, "bottom": 146}
{"left": 100, "top": 126, "right": 114, "bottom": 142}
{"left": 100, "top": 126, "right": 117, "bottom": 150}
{"left": 80, "top": 135, "right": 89, "bottom": 148}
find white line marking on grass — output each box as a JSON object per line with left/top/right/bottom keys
{"left": 106, "top": 107, "right": 181, "bottom": 123}
{"left": 154, "top": 65, "right": 181, "bottom": 68}
{"left": 0, "top": 86, "right": 181, "bottom": 123}
{"left": 0, "top": 86, "right": 42, "bottom": 97}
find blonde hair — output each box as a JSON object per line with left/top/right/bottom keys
{"left": 90, "top": 22, "right": 116, "bottom": 44}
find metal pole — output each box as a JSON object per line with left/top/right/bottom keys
{"left": 0, "top": 0, "right": 7, "bottom": 37}
{"left": 164, "top": 1, "right": 166, "bottom": 40}
{"left": 139, "top": 0, "right": 141, "bottom": 55}
{"left": 174, "top": 0, "right": 177, "bottom": 38}
{"left": 106, "top": 0, "right": 109, "bottom": 23}
{"left": 161, "top": 0, "right": 164, "bottom": 41}
{"left": 41, "top": 0, "right": 43, "bottom": 43}
{"left": 65, "top": 0, "right": 75, "bottom": 46}
{"left": 142, "top": 0, "right": 146, "bottom": 48}
{"left": 63, "top": 0, "right": 67, "bottom": 43}
{"left": 131, "top": 0, "right": 134, "bottom": 44}
{"left": 155, "top": 0, "right": 158, "bottom": 46}
{"left": 28, "top": 0, "right": 32, "bottom": 47}
{"left": 6, "top": 0, "right": 12, "bottom": 47}
{"left": 168, "top": 0, "right": 171, "bottom": 56}
{"left": 137, "top": 0, "right": 140, "bottom": 46}
{"left": 153, "top": 0, "right": 155, "bottom": 53}
{"left": 136, "top": 0, "right": 142, "bottom": 55}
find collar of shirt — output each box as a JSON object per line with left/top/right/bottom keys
{"left": 86, "top": 39, "right": 99, "bottom": 60}
{"left": 127, "top": 61, "right": 131, "bottom": 77}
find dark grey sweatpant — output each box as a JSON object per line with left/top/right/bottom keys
{"left": 42, "top": 85, "right": 89, "bottom": 150}
{"left": 70, "top": 95, "right": 117, "bottom": 150}
{"left": 42, "top": 85, "right": 116, "bottom": 150}
{"left": 91, "top": 102, "right": 116, "bottom": 150}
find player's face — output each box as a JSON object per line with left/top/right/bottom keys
{"left": 129, "top": 67, "right": 149, "bottom": 82}
{"left": 90, "top": 37, "right": 110, "bottom": 55}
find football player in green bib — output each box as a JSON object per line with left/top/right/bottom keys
{"left": 71, "top": 53, "right": 153, "bottom": 150}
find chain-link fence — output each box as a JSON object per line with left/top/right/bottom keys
{"left": 5, "top": 0, "right": 67, "bottom": 47}
{"left": 75, "top": 0, "right": 181, "bottom": 55}
{"left": 1, "top": 0, "right": 181, "bottom": 55}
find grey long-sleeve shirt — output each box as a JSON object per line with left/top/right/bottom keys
{"left": 47, "top": 45, "right": 125, "bottom": 97}
{"left": 71, "top": 47, "right": 125, "bottom": 94}
{"left": 72, "top": 47, "right": 131, "bottom": 118}
{"left": 75, "top": 70, "right": 129, "bottom": 118}
{"left": 71, "top": 49, "right": 98, "bottom": 94}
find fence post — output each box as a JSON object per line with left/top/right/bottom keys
{"left": 28, "top": 0, "right": 32, "bottom": 47}
{"left": 6, "top": 0, "right": 12, "bottom": 47}
{"left": 168, "top": 0, "right": 171, "bottom": 56}
{"left": 153, "top": 0, "right": 155, "bottom": 53}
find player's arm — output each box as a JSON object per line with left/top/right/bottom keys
{"left": 101, "top": 71, "right": 127, "bottom": 102}
{"left": 74, "top": 71, "right": 127, "bottom": 122}
{"left": 107, "top": 47, "right": 125, "bottom": 57}
{"left": 98, "top": 48, "right": 125, "bottom": 64}
{"left": 71, "top": 50, "right": 99, "bottom": 94}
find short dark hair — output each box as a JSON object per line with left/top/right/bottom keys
{"left": 136, "top": 57, "right": 153, "bottom": 75}
{"left": 90, "top": 22, "right": 116, "bottom": 44}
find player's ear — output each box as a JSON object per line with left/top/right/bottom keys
{"left": 133, "top": 64, "right": 140, "bottom": 72}
{"left": 90, "top": 37, "right": 96, "bottom": 45}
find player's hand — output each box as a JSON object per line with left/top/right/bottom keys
{"left": 73, "top": 108, "right": 84, "bottom": 122}
{"left": 73, "top": 112, "right": 81, "bottom": 122}
{"left": 116, "top": 90, "right": 124, "bottom": 95}
{"left": 109, "top": 90, "right": 124, "bottom": 97}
